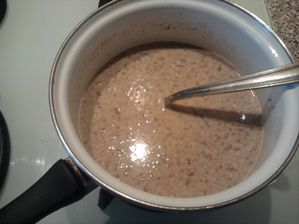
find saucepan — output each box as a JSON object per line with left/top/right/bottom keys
{"left": 0, "top": 0, "right": 298, "bottom": 223}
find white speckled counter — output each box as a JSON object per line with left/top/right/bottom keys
{"left": 265, "top": 0, "right": 299, "bottom": 61}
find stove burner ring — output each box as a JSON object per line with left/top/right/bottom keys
{"left": 0, "top": 0, "right": 7, "bottom": 25}
{"left": 0, "top": 111, "right": 10, "bottom": 190}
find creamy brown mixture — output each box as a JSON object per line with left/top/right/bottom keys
{"left": 79, "top": 43, "right": 263, "bottom": 197}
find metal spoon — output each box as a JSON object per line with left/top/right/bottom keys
{"left": 165, "top": 63, "right": 299, "bottom": 106}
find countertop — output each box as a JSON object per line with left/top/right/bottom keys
{"left": 265, "top": 0, "right": 299, "bottom": 61}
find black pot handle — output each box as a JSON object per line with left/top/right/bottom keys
{"left": 0, "top": 158, "right": 97, "bottom": 224}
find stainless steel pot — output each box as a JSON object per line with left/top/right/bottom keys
{"left": 1, "top": 0, "right": 298, "bottom": 223}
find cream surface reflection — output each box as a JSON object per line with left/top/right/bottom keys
{"left": 129, "top": 141, "right": 149, "bottom": 163}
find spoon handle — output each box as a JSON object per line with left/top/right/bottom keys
{"left": 165, "top": 63, "right": 299, "bottom": 106}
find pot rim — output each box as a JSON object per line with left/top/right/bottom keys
{"left": 49, "top": 0, "right": 297, "bottom": 211}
